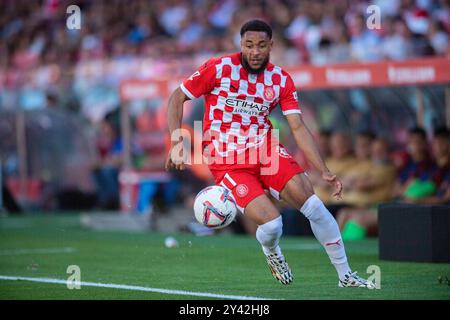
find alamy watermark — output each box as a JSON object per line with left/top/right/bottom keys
{"left": 366, "top": 5, "right": 381, "bottom": 30}
{"left": 366, "top": 265, "right": 381, "bottom": 289}
{"left": 66, "top": 265, "right": 81, "bottom": 289}
{"left": 66, "top": 5, "right": 81, "bottom": 30}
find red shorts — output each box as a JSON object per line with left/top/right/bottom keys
{"left": 209, "top": 144, "right": 304, "bottom": 213}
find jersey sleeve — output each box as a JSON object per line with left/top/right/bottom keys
{"left": 180, "top": 59, "right": 217, "bottom": 99}
{"left": 279, "top": 73, "right": 301, "bottom": 115}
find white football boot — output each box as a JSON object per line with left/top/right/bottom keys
{"left": 265, "top": 252, "right": 293, "bottom": 285}
{"left": 338, "top": 271, "right": 376, "bottom": 289}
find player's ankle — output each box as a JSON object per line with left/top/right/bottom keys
{"left": 335, "top": 262, "right": 352, "bottom": 281}
{"left": 262, "top": 245, "right": 282, "bottom": 256}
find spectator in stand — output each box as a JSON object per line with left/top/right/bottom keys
{"left": 427, "top": 19, "right": 449, "bottom": 56}
{"left": 340, "top": 131, "right": 376, "bottom": 208}
{"left": 348, "top": 14, "right": 383, "bottom": 61}
{"left": 382, "top": 16, "right": 415, "bottom": 60}
{"left": 313, "top": 131, "right": 357, "bottom": 208}
{"left": 394, "top": 127, "right": 436, "bottom": 201}
{"left": 316, "top": 129, "right": 332, "bottom": 160}
{"left": 336, "top": 137, "right": 397, "bottom": 240}
{"left": 92, "top": 118, "right": 123, "bottom": 209}
{"left": 404, "top": 127, "right": 450, "bottom": 204}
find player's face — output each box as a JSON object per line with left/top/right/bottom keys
{"left": 240, "top": 31, "right": 272, "bottom": 74}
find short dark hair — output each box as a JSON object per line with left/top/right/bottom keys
{"left": 409, "top": 126, "right": 427, "bottom": 139}
{"left": 240, "top": 19, "right": 272, "bottom": 39}
{"left": 434, "top": 127, "right": 450, "bottom": 139}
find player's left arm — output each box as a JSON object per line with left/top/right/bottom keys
{"left": 285, "top": 113, "right": 343, "bottom": 200}
{"left": 279, "top": 73, "right": 342, "bottom": 199}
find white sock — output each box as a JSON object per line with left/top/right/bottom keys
{"left": 300, "top": 195, "right": 351, "bottom": 280}
{"left": 256, "top": 216, "right": 283, "bottom": 256}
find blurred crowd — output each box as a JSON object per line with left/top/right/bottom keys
{"left": 1, "top": 0, "right": 449, "bottom": 73}
{"left": 301, "top": 126, "right": 450, "bottom": 240}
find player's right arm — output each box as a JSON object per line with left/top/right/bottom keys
{"left": 165, "top": 87, "right": 190, "bottom": 171}
{"left": 165, "top": 59, "right": 217, "bottom": 171}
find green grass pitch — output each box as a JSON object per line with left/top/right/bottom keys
{"left": 0, "top": 214, "right": 449, "bottom": 300}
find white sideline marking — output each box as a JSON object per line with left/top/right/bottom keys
{"left": 0, "top": 247, "right": 77, "bottom": 256}
{"left": 0, "top": 275, "right": 273, "bottom": 300}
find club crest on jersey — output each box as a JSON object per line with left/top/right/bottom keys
{"left": 236, "top": 184, "right": 249, "bottom": 197}
{"left": 264, "top": 87, "right": 275, "bottom": 101}
{"left": 276, "top": 145, "right": 291, "bottom": 158}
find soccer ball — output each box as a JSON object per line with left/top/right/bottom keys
{"left": 193, "top": 185, "right": 237, "bottom": 229}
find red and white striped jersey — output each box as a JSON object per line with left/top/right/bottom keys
{"left": 180, "top": 52, "right": 301, "bottom": 160}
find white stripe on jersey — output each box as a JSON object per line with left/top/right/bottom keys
{"left": 282, "top": 109, "right": 302, "bottom": 115}
{"left": 180, "top": 83, "right": 196, "bottom": 100}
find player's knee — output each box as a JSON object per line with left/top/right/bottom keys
{"left": 300, "top": 194, "right": 330, "bottom": 222}
{"left": 285, "top": 174, "right": 314, "bottom": 206}
{"left": 256, "top": 215, "right": 283, "bottom": 243}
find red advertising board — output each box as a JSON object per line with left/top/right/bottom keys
{"left": 287, "top": 57, "right": 450, "bottom": 90}
{"left": 120, "top": 58, "right": 450, "bottom": 98}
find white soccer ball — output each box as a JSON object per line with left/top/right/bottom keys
{"left": 164, "top": 236, "right": 179, "bottom": 248}
{"left": 193, "top": 185, "right": 237, "bottom": 229}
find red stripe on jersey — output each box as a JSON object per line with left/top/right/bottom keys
{"left": 230, "top": 80, "right": 239, "bottom": 93}
{"left": 239, "top": 68, "right": 248, "bottom": 80}
{"left": 254, "top": 96, "right": 264, "bottom": 104}
{"left": 272, "top": 73, "right": 281, "bottom": 85}
{"left": 218, "top": 90, "right": 228, "bottom": 98}
{"left": 247, "top": 83, "right": 256, "bottom": 95}
{"left": 222, "top": 64, "right": 232, "bottom": 78}
{"left": 213, "top": 108, "right": 224, "bottom": 120}
{"left": 224, "top": 105, "right": 234, "bottom": 113}
{"left": 231, "top": 113, "right": 242, "bottom": 123}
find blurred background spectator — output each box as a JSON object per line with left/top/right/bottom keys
{"left": 334, "top": 127, "right": 450, "bottom": 241}
{"left": 92, "top": 116, "right": 123, "bottom": 209}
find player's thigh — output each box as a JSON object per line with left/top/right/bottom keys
{"left": 260, "top": 144, "right": 308, "bottom": 207}
{"left": 215, "top": 170, "right": 277, "bottom": 224}
{"left": 279, "top": 173, "right": 315, "bottom": 209}
{"left": 244, "top": 194, "right": 280, "bottom": 225}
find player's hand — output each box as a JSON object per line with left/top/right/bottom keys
{"left": 322, "top": 171, "right": 343, "bottom": 200}
{"left": 165, "top": 141, "right": 186, "bottom": 171}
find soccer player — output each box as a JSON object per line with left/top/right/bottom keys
{"left": 166, "top": 20, "right": 374, "bottom": 288}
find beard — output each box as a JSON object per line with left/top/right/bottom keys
{"left": 241, "top": 54, "right": 270, "bottom": 74}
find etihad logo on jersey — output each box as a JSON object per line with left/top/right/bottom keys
{"left": 225, "top": 98, "right": 269, "bottom": 115}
